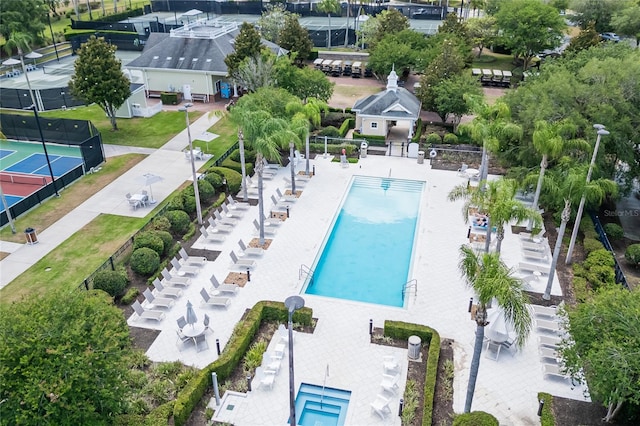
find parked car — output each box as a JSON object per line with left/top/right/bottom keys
{"left": 600, "top": 32, "right": 620, "bottom": 42}
{"left": 411, "top": 8, "right": 437, "bottom": 19}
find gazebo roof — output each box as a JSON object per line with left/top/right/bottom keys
{"left": 352, "top": 69, "right": 421, "bottom": 119}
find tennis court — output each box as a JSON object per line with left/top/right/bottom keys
{"left": 0, "top": 139, "right": 84, "bottom": 210}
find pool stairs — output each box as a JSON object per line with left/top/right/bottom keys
{"left": 351, "top": 175, "right": 424, "bottom": 193}
{"left": 295, "top": 383, "right": 351, "bottom": 426}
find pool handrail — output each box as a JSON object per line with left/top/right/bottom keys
{"left": 299, "top": 264, "right": 315, "bottom": 284}
{"left": 402, "top": 279, "right": 418, "bottom": 300}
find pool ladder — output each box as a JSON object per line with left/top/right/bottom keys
{"left": 402, "top": 279, "right": 418, "bottom": 301}
{"left": 299, "top": 264, "right": 315, "bottom": 285}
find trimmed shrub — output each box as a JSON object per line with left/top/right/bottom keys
{"left": 426, "top": 133, "right": 442, "bottom": 145}
{"left": 93, "top": 269, "right": 128, "bottom": 297}
{"left": 309, "top": 143, "right": 356, "bottom": 155}
{"left": 572, "top": 276, "right": 592, "bottom": 303}
{"left": 166, "top": 195, "right": 184, "bottom": 212}
{"left": 352, "top": 131, "right": 386, "bottom": 142}
{"left": 338, "top": 118, "right": 354, "bottom": 137}
{"left": 207, "top": 167, "right": 242, "bottom": 194}
{"left": 197, "top": 179, "right": 215, "bottom": 201}
{"left": 603, "top": 223, "right": 624, "bottom": 240}
{"left": 130, "top": 248, "right": 160, "bottom": 276}
{"left": 230, "top": 148, "right": 256, "bottom": 164}
{"left": 150, "top": 216, "right": 172, "bottom": 232}
{"left": 164, "top": 210, "right": 191, "bottom": 235}
{"left": 134, "top": 231, "right": 164, "bottom": 256}
{"left": 443, "top": 133, "right": 459, "bottom": 144}
{"left": 204, "top": 171, "right": 224, "bottom": 190}
{"left": 121, "top": 287, "right": 139, "bottom": 305}
{"left": 151, "top": 230, "right": 174, "bottom": 255}
{"left": 181, "top": 195, "right": 196, "bottom": 214}
{"left": 160, "top": 92, "right": 179, "bottom": 105}
{"left": 583, "top": 249, "right": 615, "bottom": 269}
{"left": 453, "top": 411, "right": 499, "bottom": 426}
{"left": 319, "top": 126, "right": 341, "bottom": 137}
{"left": 583, "top": 237, "right": 603, "bottom": 254}
{"left": 538, "top": 393, "right": 555, "bottom": 426}
{"left": 625, "top": 244, "right": 640, "bottom": 267}
{"left": 221, "top": 157, "right": 254, "bottom": 177}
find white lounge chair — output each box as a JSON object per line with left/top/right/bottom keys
{"left": 227, "top": 195, "right": 250, "bottom": 210}
{"left": 263, "top": 158, "right": 281, "bottom": 170}
{"left": 263, "top": 214, "right": 284, "bottom": 226}
{"left": 518, "top": 262, "right": 550, "bottom": 275}
{"left": 277, "top": 323, "right": 295, "bottom": 344}
{"left": 531, "top": 304, "right": 560, "bottom": 319}
{"left": 539, "top": 347, "right": 559, "bottom": 363}
{"left": 214, "top": 210, "right": 238, "bottom": 226}
{"left": 230, "top": 251, "right": 257, "bottom": 269}
{"left": 255, "top": 366, "right": 276, "bottom": 390}
{"left": 179, "top": 247, "right": 207, "bottom": 267}
{"left": 238, "top": 239, "right": 264, "bottom": 257}
{"left": 210, "top": 274, "right": 239, "bottom": 295}
{"left": 199, "top": 288, "right": 231, "bottom": 309}
{"left": 170, "top": 257, "right": 199, "bottom": 276}
{"left": 283, "top": 176, "right": 307, "bottom": 188}
{"left": 520, "top": 230, "right": 546, "bottom": 242}
{"left": 522, "top": 249, "right": 549, "bottom": 262}
{"left": 152, "top": 278, "right": 183, "bottom": 299}
{"left": 132, "top": 300, "right": 165, "bottom": 322}
{"left": 253, "top": 219, "right": 277, "bottom": 236}
{"left": 200, "top": 226, "right": 226, "bottom": 244}
{"left": 380, "top": 373, "right": 400, "bottom": 394}
{"left": 370, "top": 394, "right": 391, "bottom": 419}
{"left": 270, "top": 194, "right": 293, "bottom": 211}
{"left": 260, "top": 168, "right": 277, "bottom": 179}
{"left": 383, "top": 355, "right": 400, "bottom": 373}
{"left": 542, "top": 363, "right": 569, "bottom": 381}
{"left": 161, "top": 268, "right": 191, "bottom": 287}
{"left": 521, "top": 240, "right": 547, "bottom": 252}
{"left": 262, "top": 353, "right": 282, "bottom": 374}
{"left": 536, "top": 319, "right": 562, "bottom": 334}
{"left": 538, "top": 335, "right": 562, "bottom": 348}
{"left": 207, "top": 217, "right": 234, "bottom": 234}
{"left": 276, "top": 187, "right": 298, "bottom": 203}
{"left": 222, "top": 202, "right": 244, "bottom": 218}
{"left": 143, "top": 288, "right": 175, "bottom": 309}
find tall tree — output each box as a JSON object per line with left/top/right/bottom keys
{"left": 279, "top": 13, "right": 314, "bottom": 63}
{"left": 317, "top": 0, "right": 341, "bottom": 49}
{"left": 68, "top": 36, "right": 130, "bottom": 131}
{"left": 373, "top": 8, "right": 409, "bottom": 46}
{"left": 287, "top": 97, "right": 328, "bottom": 175}
{"left": 466, "top": 16, "right": 497, "bottom": 57}
{"left": 570, "top": 0, "right": 627, "bottom": 33}
{"left": 225, "top": 22, "right": 263, "bottom": 77}
{"left": 458, "top": 246, "right": 532, "bottom": 412}
{"left": 566, "top": 21, "right": 602, "bottom": 53}
{"left": 430, "top": 73, "right": 483, "bottom": 127}
{"left": 276, "top": 64, "right": 334, "bottom": 102}
{"left": 0, "top": 0, "right": 47, "bottom": 44}
{"left": 0, "top": 290, "right": 133, "bottom": 424}
{"left": 257, "top": 3, "right": 291, "bottom": 44}
{"left": 611, "top": 3, "right": 640, "bottom": 47}
{"left": 495, "top": 0, "right": 567, "bottom": 70}
{"left": 560, "top": 287, "right": 640, "bottom": 423}
{"left": 233, "top": 53, "right": 276, "bottom": 93}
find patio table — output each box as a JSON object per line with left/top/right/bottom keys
{"left": 182, "top": 323, "right": 205, "bottom": 338}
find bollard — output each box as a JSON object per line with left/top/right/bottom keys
{"left": 369, "top": 319, "right": 373, "bottom": 335}
{"left": 467, "top": 226, "right": 471, "bottom": 238}
{"left": 247, "top": 375, "right": 252, "bottom": 392}
{"left": 286, "top": 206, "right": 290, "bottom": 218}
{"left": 247, "top": 268, "right": 251, "bottom": 282}
{"left": 398, "top": 398, "right": 404, "bottom": 416}
{"left": 468, "top": 297, "right": 474, "bottom": 313}
{"left": 537, "top": 399, "right": 544, "bottom": 416}
{"left": 313, "top": 165, "right": 315, "bottom": 176}
{"left": 216, "top": 338, "right": 221, "bottom": 355}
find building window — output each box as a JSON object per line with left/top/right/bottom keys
{"left": 371, "top": 122, "right": 378, "bottom": 129}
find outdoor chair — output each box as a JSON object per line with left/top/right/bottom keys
{"left": 152, "top": 278, "right": 182, "bottom": 299}
{"left": 282, "top": 177, "right": 307, "bottom": 188}
{"left": 210, "top": 274, "right": 239, "bottom": 295}
{"left": 277, "top": 324, "right": 295, "bottom": 344}
{"left": 214, "top": 210, "right": 238, "bottom": 226}
{"left": 132, "top": 300, "right": 165, "bottom": 322}
{"left": 143, "top": 288, "right": 175, "bottom": 309}
{"left": 519, "top": 230, "right": 546, "bottom": 242}
{"left": 176, "top": 330, "right": 193, "bottom": 351}
{"left": 380, "top": 373, "right": 400, "bottom": 394}
{"left": 260, "top": 168, "right": 277, "bottom": 179}
{"left": 263, "top": 158, "right": 281, "bottom": 170}
{"left": 262, "top": 353, "right": 282, "bottom": 375}
{"left": 176, "top": 316, "right": 187, "bottom": 330}
{"left": 382, "top": 355, "right": 400, "bottom": 373}
{"left": 170, "top": 257, "right": 199, "bottom": 276}
{"left": 226, "top": 195, "right": 250, "bottom": 210}
{"left": 230, "top": 250, "right": 257, "bottom": 269}
{"left": 457, "top": 164, "right": 468, "bottom": 177}
{"left": 193, "top": 333, "right": 209, "bottom": 352}
{"left": 535, "top": 319, "right": 563, "bottom": 335}
{"left": 522, "top": 249, "right": 549, "bottom": 262}
{"left": 370, "top": 394, "right": 391, "bottom": 419}
{"left": 253, "top": 219, "right": 277, "bottom": 236}
{"left": 203, "top": 313, "right": 213, "bottom": 334}
{"left": 263, "top": 214, "right": 284, "bottom": 226}
{"left": 179, "top": 247, "right": 207, "bottom": 267}
{"left": 542, "top": 363, "right": 569, "bottom": 381}
{"left": 539, "top": 347, "right": 559, "bottom": 363}
{"left": 270, "top": 195, "right": 293, "bottom": 211}
{"left": 161, "top": 268, "right": 191, "bottom": 287}
{"left": 276, "top": 187, "right": 298, "bottom": 203}
{"left": 521, "top": 240, "right": 547, "bottom": 252}
{"left": 238, "top": 239, "right": 264, "bottom": 257}
{"left": 200, "top": 226, "right": 226, "bottom": 244}
{"left": 200, "top": 288, "right": 231, "bottom": 309}
{"left": 207, "top": 217, "right": 233, "bottom": 234}
{"left": 538, "top": 335, "right": 562, "bottom": 349}
{"left": 531, "top": 304, "right": 560, "bottom": 319}
{"left": 255, "top": 367, "right": 276, "bottom": 390}
{"left": 222, "top": 203, "right": 244, "bottom": 219}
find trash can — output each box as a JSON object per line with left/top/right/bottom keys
{"left": 408, "top": 335, "right": 421, "bottom": 360}
{"left": 417, "top": 151, "right": 425, "bottom": 164}
{"left": 360, "top": 142, "right": 368, "bottom": 158}
{"left": 24, "top": 227, "right": 38, "bottom": 245}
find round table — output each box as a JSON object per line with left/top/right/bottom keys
{"left": 182, "top": 323, "right": 205, "bottom": 338}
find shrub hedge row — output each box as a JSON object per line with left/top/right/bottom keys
{"left": 411, "top": 118, "right": 423, "bottom": 144}
{"left": 383, "top": 320, "right": 440, "bottom": 426}
{"left": 339, "top": 118, "right": 355, "bottom": 137}
{"left": 169, "top": 301, "right": 313, "bottom": 425}
{"left": 538, "top": 392, "right": 555, "bottom": 426}
{"left": 452, "top": 411, "right": 499, "bottom": 425}
{"left": 206, "top": 167, "right": 242, "bottom": 195}
{"left": 309, "top": 143, "right": 357, "bottom": 155}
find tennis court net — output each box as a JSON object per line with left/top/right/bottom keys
{"left": 42, "top": 64, "right": 76, "bottom": 76}
{"left": 0, "top": 171, "right": 50, "bottom": 186}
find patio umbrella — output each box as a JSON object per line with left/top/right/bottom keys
{"left": 186, "top": 300, "right": 198, "bottom": 328}
{"left": 136, "top": 173, "right": 163, "bottom": 204}
{"left": 195, "top": 131, "right": 219, "bottom": 153}
{"left": 486, "top": 308, "right": 514, "bottom": 343}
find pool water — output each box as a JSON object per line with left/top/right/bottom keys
{"left": 305, "top": 176, "right": 424, "bottom": 307}
{"left": 295, "top": 383, "right": 351, "bottom": 426}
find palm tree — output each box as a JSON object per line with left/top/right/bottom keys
{"left": 458, "top": 245, "right": 532, "bottom": 413}
{"left": 540, "top": 164, "right": 617, "bottom": 300}
{"left": 286, "top": 97, "right": 328, "bottom": 175}
{"left": 459, "top": 99, "right": 522, "bottom": 188}
{"left": 3, "top": 32, "right": 37, "bottom": 109}
{"left": 317, "top": 0, "right": 341, "bottom": 49}
{"left": 449, "top": 178, "right": 542, "bottom": 253}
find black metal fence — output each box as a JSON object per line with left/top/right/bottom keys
{"left": 589, "top": 211, "right": 629, "bottom": 290}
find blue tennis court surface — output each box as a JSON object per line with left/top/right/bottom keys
{"left": 0, "top": 149, "right": 15, "bottom": 159}
{"left": 2, "top": 195, "right": 22, "bottom": 209}
{"left": 4, "top": 153, "right": 83, "bottom": 177}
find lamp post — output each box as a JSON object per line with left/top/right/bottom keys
{"left": 31, "top": 105, "right": 59, "bottom": 197}
{"left": 179, "top": 103, "right": 203, "bottom": 225}
{"left": 285, "top": 295, "right": 305, "bottom": 426}
{"left": 46, "top": 13, "right": 60, "bottom": 62}
{"left": 566, "top": 124, "right": 609, "bottom": 264}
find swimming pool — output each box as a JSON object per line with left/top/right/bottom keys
{"left": 304, "top": 176, "right": 424, "bottom": 307}
{"left": 295, "top": 383, "right": 351, "bottom": 426}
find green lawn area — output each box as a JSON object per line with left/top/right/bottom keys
{"left": 191, "top": 114, "right": 238, "bottom": 158}
{"left": 41, "top": 105, "right": 202, "bottom": 148}
{"left": 472, "top": 51, "right": 517, "bottom": 71}
{"left": 48, "top": 0, "right": 151, "bottom": 36}
{"left": 1, "top": 214, "right": 146, "bottom": 304}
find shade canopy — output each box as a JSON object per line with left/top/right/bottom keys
{"left": 181, "top": 9, "right": 203, "bottom": 17}
{"left": 2, "top": 58, "right": 20, "bottom": 66}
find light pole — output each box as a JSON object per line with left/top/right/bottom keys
{"left": 179, "top": 103, "right": 203, "bottom": 225}
{"left": 565, "top": 124, "right": 609, "bottom": 264}
{"left": 31, "top": 105, "right": 59, "bottom": 197}
{"left": 46, "top": 13, "right": 60, "bottom": 62}
{"left": 285, "top": 295, "right": 305, "bottom": 426}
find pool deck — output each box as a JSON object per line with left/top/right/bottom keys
{"left": 128, "top": 154, "right": 586, "bottom": 425}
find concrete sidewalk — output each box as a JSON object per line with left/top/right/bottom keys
{"left": 0, "top": 112, "right": 221, "bottom": 289}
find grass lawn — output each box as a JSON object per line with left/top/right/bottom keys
{"left": 191, "top": 114, "right": 238, "bottom": 159}
{"left": 1, "top": 214, "right": 146, "bottom": 304}
{"left": 472, "top": 51, "right": 517, "bottom": 71}
{"left": 0, "top": 154, "right": 146, "bottom": 243}
{"left": 40, "top": 105, "right": 202, "bottom": 148}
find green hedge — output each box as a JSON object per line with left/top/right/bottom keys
{"left": 160, "top": 92, "right": 180, "bottom": 105}
{"left": 412, "top": 118, "right": 423, "bottom": 144}
{"left": 100, "top": 7, "right": 144, "bottom": 22}
{"left": 538, "top": 392, "right": 555, "bottom": 426}
{"left": 221, "top": 157, "right": 254, "bottom": 179}
{"left": 452, "top": 411, "right": 499, "bottom": 425}
{"left": 309, "top": 143, "right": 357, "bottom": 155}
{"left": 383, "top": 320, "right": 440, "bottom": 426}
{"left": 170, "top": 301, "right": 313, "bottom": 425}
{"left": 352, "top": 131, "right": 386, "bottom": 143}
{"left": 339, "top": 118, "right": 355, "bottom": 137}
{"left": 206, "top": 167, "right": 242, "bottom": 194}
